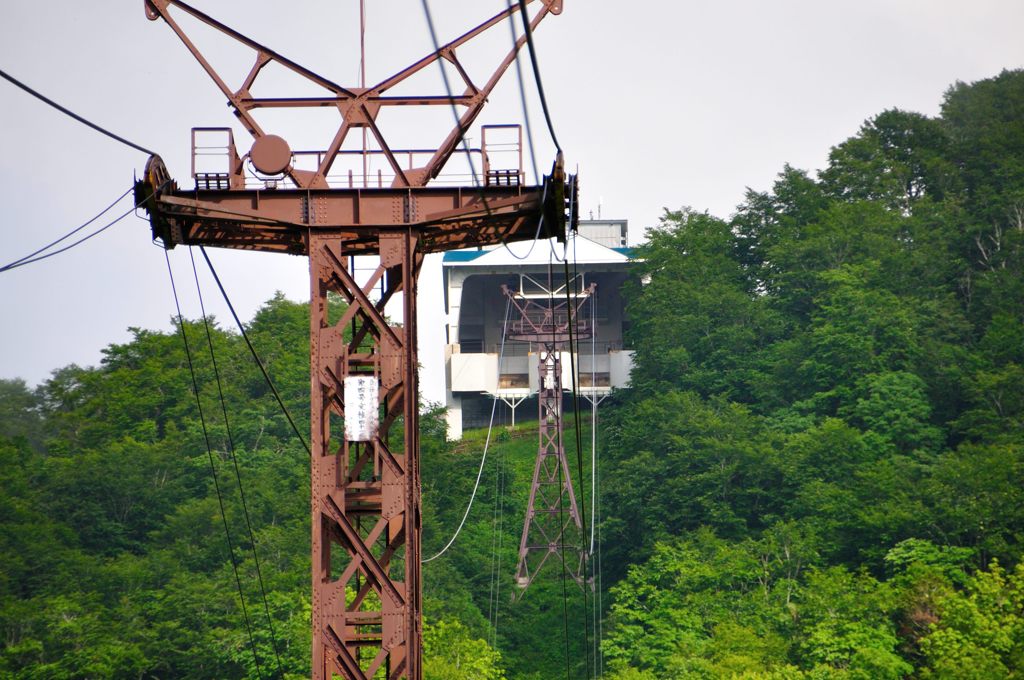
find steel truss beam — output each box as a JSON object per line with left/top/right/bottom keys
{"left": 139, "top": 155, "right": 568, "bottom": 255}
{"left": 143, "top": 0, "right": 562, "bottom": 189}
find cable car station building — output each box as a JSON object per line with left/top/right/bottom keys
{"left": 442, "top": 219, "right": 636, "bottom": 439}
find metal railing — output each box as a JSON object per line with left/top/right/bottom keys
{"left": 191, "top": 125, "right": 525, "bottom": 191}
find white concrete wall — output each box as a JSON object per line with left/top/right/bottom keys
{"left": 610, "top": 350, "right": 635, "bottom": 388}
{"left": 449, "top": 351, "right": 499, "bottom": 392}
{"left": 445, "top": 393, "right": 462, "bottom": 440}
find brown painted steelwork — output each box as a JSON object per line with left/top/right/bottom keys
{"left": 307, "top": 230, "right": 423, "bottom": 679}
{"left": 138, "top": 1, "right": 571, "bottom": 678}
{"left": 501, "top": 283, "right": 594, "bottom": 592}
{"left": 139, "top": 155, "right": 567, "bottom": 256}
{"left": 143, "top": 0, "right": 562, "bottom": 190}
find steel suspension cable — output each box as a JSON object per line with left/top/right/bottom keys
{"left": 487, "top": 412, "right": 510, "bottom": 648}
{"left": 1, "top": 183, "right": 167, "bottom": 273}
{"left": 418, "top": 0, "right": 482, "bottom": 188}
{"left": 188, "top": 248, "right": 286, "bottom": 679}
{"left": 424, "top": 295, "right": 513, "bottom": 563}
{"left": 486, "top": 325, "right": 506, "bottom": 644}
{"left": 589, "top": 276, "right": 598, "bottom": 555}
{"left": 1, "top": 185, "right": 131, "bottom": 271}
{"left": 198, "top": 247, "right": 311, "bottom": 457}
{"left": 547, "top": 256, "right": 573, "bottom": 680}
{"left": 501, "top": 180, "right": 550, "bottom": 260}
{"left": 588, "top": 248, "right": 602, "bottom": 676}
{"left": 504, "top": 0, "right": 540, "bottom": 185}
{"left": 164, "top": 249, "right": 265, "bottom": 680}
{"left": 563, "top": 227, "right": 593, "bottom": 678}
{"left": 0, "top": 67, "right": 157, "bottom": 156}
{"left": 486, "top": 296, "right": 517, "bottom": 644}
{"left": 515, "top": 0, "right": 562, "bottom": 153}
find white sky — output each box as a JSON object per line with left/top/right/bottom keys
{"left": 1, "top": 1, "right": 1022, "bottom": 404}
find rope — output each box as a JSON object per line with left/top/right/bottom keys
{"left": 549, "top": 257, "right": 573, "bottom": 680}
{"left": 501, "top": 181, "right": 550, "bottom": 261}
{"left": 487, "top": 298, "right": 515, "bottom": 646}
{"left": 198, "top": 247, "right": 311, "bottom": 456}
{"left": 1, "top": 186, "right": 132, "bottom": 271}
{"left": 504, "top": 0, "right": 540, "bottom": 185}
{"left": 164, "top": 249, "right": 265, "bottom": 680}
{"left": 516, "top": 0, "right": 562, "bottom": 153}
{"left": 564, "top": 226, "right": 593, "bottom": 677}
{"left": 423, "top": 296, "right": 513, "bottom": 563}
{"left": 2, "top": 183, "right": 167, "bottom": 273}
{"left": 417, "top": 0, "right": 482, "bottom": 189}
{"left": 0, "top": 67, "right": 157, "bottom": 156}
{"left": 188, "top": 248, "right": 286, "bottom": 678}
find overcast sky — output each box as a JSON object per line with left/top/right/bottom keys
{"left": 1, "top": 0, "right": 1022, "bottom": 405}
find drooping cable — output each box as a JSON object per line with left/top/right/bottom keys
{"left": 515, "top": 0, "right": 562, "bottom": 153}
{"left": 424, "top": 295, "right": 513, "bottom": 563}
{"left": 501, "top": 181, "right": 549, "bottom": 261}
{"left": 420, "top": 0, "right": 555, "bottom": 260}
{"left": 188, "top": 248, "right": 286, "bottom": 679}
{"left": 1, "top": 186, "right": 132, "bottom": 271}
{"left": 486, "top": 296, "right": 516, "bottom": 644}
{"left": 547, "top": 226, "right": 568, "bottom": 263}
{"left": 164, "top": 249, "right": 266, "bottom": 680}
{"left": 587, "top": 238, "right": 603, "bottom": 675}
{"left": 198, "top": 246, "right": 312, "bottom": 456}
{"left": 1, "top": 183, "right": 166, "bottom": 273}
{"left": 486, "top": 400, "right": 510, "bottom": 648}
{"left": 0, "top": 67, "right": 157, "bottom": 156}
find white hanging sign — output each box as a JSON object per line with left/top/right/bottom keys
{"left": 344, "top": 375, "right": 379, "bottom": 441}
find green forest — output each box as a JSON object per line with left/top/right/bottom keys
{"left": 2, "top": 70, "right": 1023, "bottom": 678}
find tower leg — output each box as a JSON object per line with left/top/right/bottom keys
{"left": 515, "top": 348, "right": 585, "bottom": 591}
{"left": 310, "top": 231, "right": 422, "bottom": 680}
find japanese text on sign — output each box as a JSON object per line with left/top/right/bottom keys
{"left": 344, "top": 375, "right": 379, "bottom": 441}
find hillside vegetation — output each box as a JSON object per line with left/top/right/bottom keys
{"left": 2, "top": 70, "right": 1023, "bottom": 678}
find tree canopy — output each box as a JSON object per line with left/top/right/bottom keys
{"left": 3, "top": 69, "right": 1024, "bottom": 679}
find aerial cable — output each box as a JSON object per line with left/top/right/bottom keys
{"left": 515, "top": 0, "right": 562, "bottom": 153}
{"left": 487, "top": 393, "right": 510, "bottom": 647}
{"left": 504, "top": 0, "right": 540, "bottom": 185}
{"left": 423, "top": 295, "right": 513, "bottom": 563}
{"left": 164, "top": 249, "right": 266, "bottom": 680}
{"left": 486, "top": 295, "right": 516, "bottom": 643}
{"left": 420, "top": 0, "right": 556, "bottom": 256}
{"left": 418, "top": 0, "right": 482, "bottom": 188}
{"left": 585, "top": 236, "right": 603, "bottom": 675}
{"left": 588, "top": 281, "right": 598, "bottom": 556}
{"left": 1, "top": 183, "right": 167, "bottom": 273}
{"left": 501, "top": 181, "right": 550, "bottom": 261}
{"left": 188, "top": 248, "right": 286, "bottom": 679}
{"left": 198, "top": 246, "right": 312, "bottom": 457}
{"left": 0, "top": 185, "right": 132, "bottom": 271}
{"left": 563, "top": 235, "right": 593, "bottom": 677}
{"left": 547, "top": 226, "right": 569, "bottom": 263}
{"left": 0, "top": 67, "right": 157, "bottom": 156}
{"left": 546, "top": 257, "right": 573, "bottom": 680}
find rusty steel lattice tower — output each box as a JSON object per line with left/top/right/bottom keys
{"left": 137, "top": 1, "right": 574, "bottom": 678}
{"left": 501, "top": 281, "right": 594, "bottom": 591}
